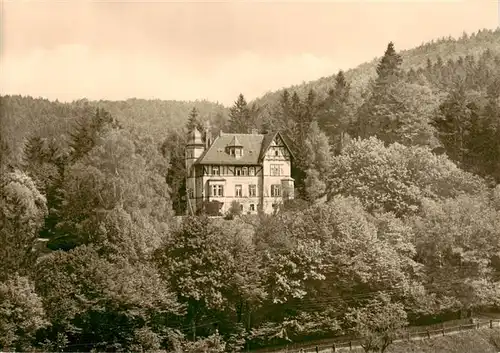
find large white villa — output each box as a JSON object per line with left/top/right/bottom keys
{"left": 185, "top": 127, "right": 295, "bottom": 215}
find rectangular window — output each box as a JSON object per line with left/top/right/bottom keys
{"left": 235, "top": 168, "right": 242, "bottom": 176}
{"left": 249, "top": 167, "right": 255, "bottom": 176}
{"left": 211, "top": 185, "right": 224, "bottom": 197}
{"left": 250, "top": 204, "right": 255, "bottom": 211}
{"left": 271, "top": 184, "right": 281, "bottom": 197}
{"left": 235, "top": 185, "right": 242, "bottom": 197}
{"left": 188, "top": 188, "right": 194, "bottom": 199}
{"left": 242, "top": 167, "right": 247, "bottom": 176}
{"left": 212, "top": 166, "right": 220, "bottom": 176}
{"left": 270, "top": 164, "right": 282, "bottom": 176}
{"left": 249, "top": 184, "right": 256, "bottom": 197}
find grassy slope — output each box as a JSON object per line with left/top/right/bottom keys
{"left": 310, "top": 328, "right": 500, "bottom": 353}
{"left": 386, "top": 328, "right": 500, "bottom": 353}
{"left": 251, "top": 28, "right": 500, "bottom": 110}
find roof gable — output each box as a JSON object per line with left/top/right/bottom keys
{"left": 258, "top": 131, "right": 294, "bottom": 162}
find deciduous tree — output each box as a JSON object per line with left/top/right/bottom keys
{"left": 0, "top": 275, "right": 47, "bottom": 351}
{"left": 327, "top": 137, "right": 486, "bottom": 216}
{"left": 35, "top": 245, "right": 183, "bottom": 351}
{"left": 0, "top": 170, "right": 48, "bottom": 278}
{"left": 344, "top": 294, "right": 408, "bottom": 353}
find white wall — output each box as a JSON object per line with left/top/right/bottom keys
{"left": 202, "top": 173, "right": 261, "bottom": 214}
{"left": 187, "top": 137, "right": 295, "bottom": 215}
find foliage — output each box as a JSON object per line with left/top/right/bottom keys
{"left": 317, "top": 70, "right": 355, "bottom": 152}
{"left": 187, "top": 107, "right": 204, "bottom": 133}
{"left": 0, "top": 275, "right": 48, "bottom": 351}
{"left": 198, "top": 200, "right": 224, "bottom": 216}
{"left": 252, "top": 28, "right": 500, "bottom": 119}
{"left": 328, "top": 137, "right": 486, "bottom": 216}
{"left": 70, "top": 107, "right": 117, "bottom": 162}
{"left": 0, "top": 169, "right": 48, "bottom": 278}
{"left": 225, "top": 200, "right": 243, "bottom": 220}
{"left": 0, "top": 95, "right": 228, "bottom": 166}
{"left": 182, "top": 332, "right": 226, "bottom": 353}
{"left": 271, "top": 92, "right": 332, "bottom": 199}
{"left": 162, "top": 129, "right": 188, "bottom": 215}
{"left": 56, "top": 128, "right": 172, "bottom": 257}
{"left": 154, "top": 217, "right": 263, "bottom": 340}
{"left": 34, "top": 245, "right": 183, "bottom": 351}
{"left": 356, "top": 80, "right": 441, "bottom": 147}
{"left": 255, "top": 194, "right": 423, "bottom": 336}
{"left": 410, "top": 194, "right": 500, "bottom": 313}
{"left": 249, "top": 311, "right": 341, "bottom": 347}
{"left": 344, "top": 293, "right": 408, "bottom": 353}
{"left": 228, "top": 94, "right": 254, "bottom": 133}
{"left": 2, "top": 29, "right": 500, "bottom": 352}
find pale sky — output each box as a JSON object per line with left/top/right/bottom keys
{"left": 1, "top": 0, "right": 498, "bottom": 106}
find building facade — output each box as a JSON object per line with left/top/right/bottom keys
{"left": 185, "top": 128, "right": 294, "bottom": 215}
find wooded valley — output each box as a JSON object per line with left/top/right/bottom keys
{"left": 1, "top": 28, "right": 499, "bottom": 352}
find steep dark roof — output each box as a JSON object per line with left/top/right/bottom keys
{"left": 195, "top": 131, "right": 294, "bottom": 165}
{"left": 195, "top": 133, "right": 265, "bottom": 165}
{"left": 227, "top": 136, "right": 243, "bottom": 147}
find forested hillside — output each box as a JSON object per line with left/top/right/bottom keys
{"left": 252, "top": 28, "right": 500, "bottom": 110}
{"left": 1, "top": 28, "right": 500, "bottom": 353}
{"left": 0, "top": 96, "right": 229, "bottom": 166}
{"left": 238, "top": 28, "right": 500, "bottom": 197}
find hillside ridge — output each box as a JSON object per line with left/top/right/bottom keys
{"left": 251, "top": 27, "right": 500, "bottom": 110}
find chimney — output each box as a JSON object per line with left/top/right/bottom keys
{"left": 204, "top": 121, "right": 212, "bottom": 148}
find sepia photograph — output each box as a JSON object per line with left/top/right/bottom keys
{"left": 1, "top": 0, "right": 500, "bottom": 352}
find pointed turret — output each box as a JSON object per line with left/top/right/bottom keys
{"left": 187, "top": 128, "right": 204, "bottom": 146}
{"left": 185, "top": 128, "right": 206, "bottom": 215}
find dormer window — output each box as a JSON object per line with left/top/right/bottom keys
{"left": 226, "top": 136, "right": 244, "bottom": 159}
{"left": 228, "top": 146, "right": 243, "bottom": 158}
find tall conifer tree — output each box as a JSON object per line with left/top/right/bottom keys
{"left": 355, "top": 42, "right": 404, "bottom": 140}
{"left": 228, "top": 94, "right": 252, "bottom": 133}
{"left": 186, "top": 107, "right": 203, "bottom": 132}
{"left": 375, "top": 41, "right": 403, "bottom": 87}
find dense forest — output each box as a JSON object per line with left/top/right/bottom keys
{"left": 1, "top": 28, "right": 500, "bottom": 352}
